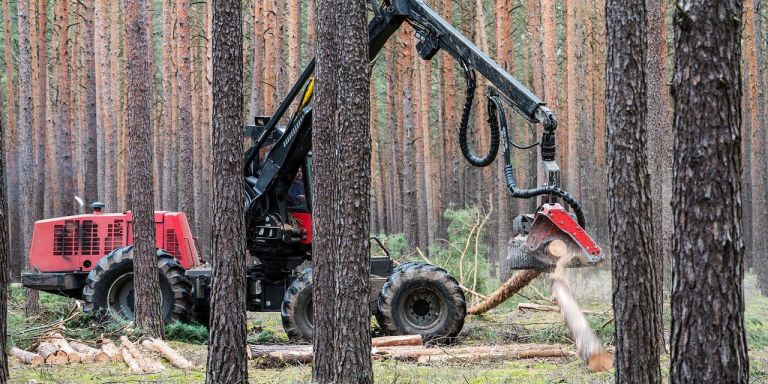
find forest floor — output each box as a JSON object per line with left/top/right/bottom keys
{"left": 6, "top": 271, "right": 768, "bottom": 384}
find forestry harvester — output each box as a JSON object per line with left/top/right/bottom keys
{"left": 22, "top": 0, "right": 603, "bottom": 342}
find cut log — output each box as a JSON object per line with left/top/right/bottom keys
{"left": 377, "top": 344, "right": 570, "bottom": 362}
{"left": 518, "top": 302, "right": 603, "bottom": 316}
{"left": 11, "top": 347, "right": 44, "bottom": 365}
{"left": 142, "top": 339, "right": 195, "bottom": 369}
{"left": 468, "top": 270, "right": 541, "bottom": 315}
{"left": 70, "top": 341, "right": 110, "bottom": 363}
{"left": 49, "top": 337, "right": 81, "bottom": 363}
{"left": 36, "top": 341, "right": 68, "bottom": 365}
{"left": 120, "top": 336, "right": 164, "bottom": 373}
{"left": 371, "top": 335, "right": 422, "bottom": 347}
{"left": 101, "top": 338, "right": 123, "bottom": 362}
{"left": 121, "top": 347, "right": 143, "bottom": 373}
{"left": 548, "top": 239, "right": 569, "bottom": 259}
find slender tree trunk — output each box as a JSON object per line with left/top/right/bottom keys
{"left": 541, "top": 0, "right": 565, "bottom": 180}
{"left": 83, "top": 0, "right": 99, "bottom": 205}
{"left": 670, "top": 1, "right": 749, "bottom": 381}
{"left": 0, "top": 111, "right": 10, "bottom": 384}
{"left": 287, "top": 0, "right": 299, "bottom": 85}
{"left": 756, "top": 0, "right": 768, "bottom": 296}
{"left": 177, "top": 0, "right": 195, "bottom": 226}
{"left": 312, "top": 0, "right": 372, "bottom": 381}
{"left": 205, "top": 0, "right": 248, "bottom": 381}
{"left": 419, "top": 59, "right": 435, "bottom": 248}
{"left": 2, "top": 0, "right": 21, "bottom": 279}
{"left": 125, "top": 0, "right": 164, "bottom": 338}
{"left": 644, "top": 0, "right": 671, "bottom": 349}
{"left": 307, "top": 0, "right": 316, "bottom": 57}
{"left": 401, "top": 34, "right": 418, "bottom": 254}
{"left": 371, "top": 76, "right": 386, "bottom": 234}
{"left": 161, "top": 0, "right": 178, "bottom": 210}
{"left": 54, "top": 0, "right": 75, "bottom": 214}
{"left": 32, "top": 0, "right": 47, "bottom": 275}
{"left": 441, "top": 0, "right": 458, "bottom": 210}
{"left": 263, "top": 0, "right": 276, "bottom": 111}
{"left": 18, "top": 0, "right": 40, "bottom": 316}
{"left": 386, "top": 46, "right": 403, "bottom": 233}
{"left": 248, "top": 0, "right": 264, "bottom": 121}
{"left": 605, "top": 0, "right": 662, "bottom": 381}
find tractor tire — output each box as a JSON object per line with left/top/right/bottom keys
{"left": 83, "top": 246, "right": 193, "bottom": 323}
{"left": 281, "top": 268, "right": 314, "bottom": 342}
{"left": 376, "top": 262, "right": 466, "bottom": 343}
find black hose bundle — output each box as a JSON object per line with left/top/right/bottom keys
{"left": 458, "top": 62, "right": 499, "bottom": 167}
{"left": 487, "top": 93, "right": 586, "bottom": 228}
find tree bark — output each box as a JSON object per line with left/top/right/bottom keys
{"left": 83, "top": 0, "right": 99, "bottom": 205}
{"left": 400, "top": 34, "right": 418, "bottom": 254}
{"left": 205, "top": 0, "right": 249, "bottom": 381}
{"left": 755, "top": 0, "right": 768, "bottom": 296}
{"left": 177, "top": 0, "right": 195, "bottom": 227}
{"left": 541, "top": 0, "right": 565, "bottom": 180}
{"left": 125, "top": 0, "right": 164, "bottom": 338}
{"left": 248, "top": 0, "right": 265, "bottom": 121}
{"left": 670, "top": 1, "right": 749, "bottom": 381}
{"left": 312, "top": 0, "right": 373, "bottom": 382}
{"left": 287, "top": 0, "right": 300, "bottom": 85}
{"left": 605, "top": 1, "right": 662, "bottom": 381}
{"left": 54, "top": 0, "right": 75, "bottom": 214}
{"left": 0, "top": 107, "right": 9, "bottom": 384}
{"left": 161, "top": 0, "right": 178, "bottom": 210}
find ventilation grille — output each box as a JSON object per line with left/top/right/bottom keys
{"left": 80, "top": 220, "right": 100, "bottom": 255}
{"left": 53, "top": 220, "right": 79, "bottom": 256}
{"left": 105, "top": 220, "right": 124, "bottom": 254}
{"left": 165, "top": 229, "right": 180, "bottom": 257}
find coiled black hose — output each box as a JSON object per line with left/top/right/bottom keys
{"left": 487, "top": 93, "right": 586, "bottom": 228}
{"left": 458, "top": 61, "right": 499, "bottom": 167}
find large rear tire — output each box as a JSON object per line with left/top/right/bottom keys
{"left": 281, "top": 268, "right": 314, "bottom": 342}
{"left": 376, "top": 262, "right": 466, "bottom": 342}
{"left": 83, "top": 247, "right": 193, "bottom": 323}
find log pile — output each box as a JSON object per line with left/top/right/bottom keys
{"left": 10, "top": 333, "right": 195, "bottom": 374}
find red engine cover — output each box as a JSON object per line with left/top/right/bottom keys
{"left": 29, "top": 211, "right": 202, "bottom": 273}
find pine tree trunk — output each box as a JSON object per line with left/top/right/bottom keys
{"left": 17, "top": 0, "right": 40, "bottom": 316}
{"left": 401, "top": 34, "right": 418, "bottom": 254}
{"left": 263, "top": 0, "right": 276, "bottom": 111}
{"left": 125, "top": 0, "right": 164, "bottom": 338}
{"left": 161, "top": 0, "right": 178, "bottom": 210}
{"left": 205, "top": 0, "right": 249, "bottom": 381}
{"left": 419, "top": 59, "right": 435, "bottom": 248}
{"left": 248, "top": 0, "right": 265, "bottom": 121}
{"left": 0, "top": 109, "right": 10, "bottom": 384}
{"left": 386, "top": 46, "right": 403, "bottom": 233}
{"left": 746, "top": 0, "right": 767, "bottom": 294}
{"left": 670, "top": 1, "right": 749, "bottom": 381}
{"left": 32, "top": 0, "right": 47, "bottom": 279}
{"left": 2, "top": 0, "right": 21, "bottom": 279}
{"left": 441, "top": 0, "right": 458, "bottom": 210}
{"left": 605, "top": 1, "right": 662, "bottom": 381}
{"left": 83, "top": 0, "right": 99, "bottom": 205}
{"left": 287, "top": 0, "right": 300, "bottom": 85}
{"left": 177, "top": 0, "right": 195, "bottom": 227}
{"left": 312, "top": 0, "right": 372, "bottom": 381}
{"left": 54, "top": 0, "right": 75, "bottom": 214}
{"left": 644, "top": 0, "right": 671, "bottom": 349}
{"left": 541, "top": 0, "right": 565, "bottom": 180}
{"left": 755, "top": 0, "right": 768, "bottom": 296}
{"left": 273, "top": 0, "right": 286, "bottom": 99}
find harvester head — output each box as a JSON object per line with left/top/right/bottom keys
{"left": 508, "top": 203, "right": 603, "bottom": 271}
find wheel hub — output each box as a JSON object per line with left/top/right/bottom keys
{"left": 402, "top": 287, "right": 443, "bottom": 330}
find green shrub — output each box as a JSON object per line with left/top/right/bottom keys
{"left": 371, "top": 233, "right": 407, "bottom": 259}
{"left": 165, "top": 321, "right": 209, "bottom": 344}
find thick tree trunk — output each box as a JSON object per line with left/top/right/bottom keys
{"left": 125, "top": 0, "right": 164, "bottom": 338}
{"left": 312, "top": 0, "right": 372, "bottom": 382}
{"left": 205, "top": 0, "right": 249, "bottom": 381}
{"left": 605, "top": 0, "right": 662, "bottom": 381}
{"left": 756, "top": 0, "right": 768, "bottom": 296}
{"left": 670, "top": 1, "right": 749, "bottom": 381}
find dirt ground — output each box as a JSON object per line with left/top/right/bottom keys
{"left": 7, "top": 271, "right": 768, "bottom": 383}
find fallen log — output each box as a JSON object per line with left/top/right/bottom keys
{"left": 48, "top": 336, "right": 81, "bottom": 363}
{"left": 518, "top": 302, "right": 603, "bottom": 316}
{"left": 249, "top": 345, "right": 313, "bottom": 367}
{"left": 10, "top": 347, "right": 44, "bottom": 365}
{"left": 70, "top": 341, "right": 110, "bottom": 363}
{"left": 377, "top": 344, "right": 570, "bottom": 362}
{"left": 36, "top": 341, "right": 68, "bottom": 365}
{"left": 120, "top": 336, "right": 164, "bottom": 373}
{"left": 142, "top": 338, "right": 195, "bottom": 369}
{"left": 371, "top": 335, "right": 422, "bottom": 348}
{"left": 101, "top": 338, "right": 123, "bottom": 362}
{"left": 415, "top": 347, "right": 572, "bottom": 363}
{"left": 121, "top": 347, "right": 143, "bottom": 373}
{"left": 467, "top": 270, "right": 541, "bottom": 315}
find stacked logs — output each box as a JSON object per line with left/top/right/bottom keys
{"left": 10, "top": 334, "right": 195, "bottom": 373}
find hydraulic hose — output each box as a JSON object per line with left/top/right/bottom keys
{"left": 487, "top": 93, "right": 587, "bottom": 228}
{"left": 458, "top": 61, "right": 499, "bottom": 167}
